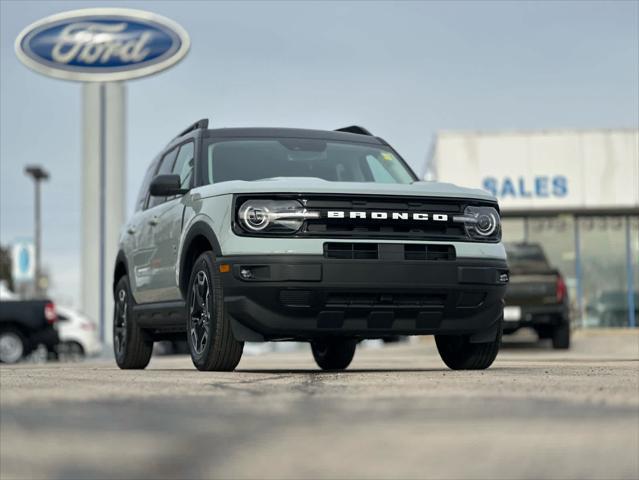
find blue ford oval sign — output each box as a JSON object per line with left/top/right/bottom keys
{"left": 15, "top": 8, "right": 190, "bottom": 82}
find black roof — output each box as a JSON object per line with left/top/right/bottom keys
{"left": 201, "top": 127, "right": 384, "bottom": 145}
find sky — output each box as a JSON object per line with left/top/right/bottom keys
{"left": 1, "top": 0, "right": 638, "bottom": 307}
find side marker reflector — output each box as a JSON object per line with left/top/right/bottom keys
{"left": 219, "top": 264, "right": 230, "bottom": 273}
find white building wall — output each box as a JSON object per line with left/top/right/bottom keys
{"left": 430, "top": 129, "right": 639, "bottom": 212}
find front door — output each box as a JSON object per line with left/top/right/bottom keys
{"left": 145, "top": 141, "right": 195, "bottom": 303}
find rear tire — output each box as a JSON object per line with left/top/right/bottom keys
{"left": 552, "top": 322, "right": 570, "bottom": 349}
{"left": 187, "top": 251, "right": 244, "bottom": 371}
{"left": 311, "top": 338, "right": 357, "bottom": 370}
{"left": 435, "top": 322, "right": 502, "bottom": 370}
{"left": 59, "top": 341, "right": 85, "bottom": 361}
{"left": 113, "top": 276, "right": 153, "bottom": 369}
{"left": 0, "top": 328, "right": 26, "bottom": 364}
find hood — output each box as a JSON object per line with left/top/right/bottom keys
{"left": 197, "top": 177, "right": 496, "bottom": 202}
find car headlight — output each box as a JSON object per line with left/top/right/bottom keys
{"left": 237, "top": 199, "right": 320, "bottom": 234}
{"left": 453, "top": 206, "right": 501, "bottom": 241}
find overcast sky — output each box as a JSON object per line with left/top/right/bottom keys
{"left": 1, "top": 0, "right": 637, "bottom": 307}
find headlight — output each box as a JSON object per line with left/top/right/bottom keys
{"left": 237, "top": 200, "right": 320, "bottom": 234}
{"left": 453, "top": 206, "right": 501, "bottom": 241}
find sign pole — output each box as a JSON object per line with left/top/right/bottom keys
{"left": 82, "top": 82, "right": 125, "bottom": 345}
{"left": 34, "top": 177, "right": 41, "bottom": 296}
{"left": 24, "top": 166, "right": 49, "bottom": 297}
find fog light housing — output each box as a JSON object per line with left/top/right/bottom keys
{"left": 239, "top": 268, "right": 254, "bottom": 280}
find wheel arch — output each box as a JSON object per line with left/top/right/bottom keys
{"left": 0, "top": 322, "right": 29, "bottom": 337}
{"left": 113, "top": 250, "right": 128, "bottom": 295}
{"left": 179, "top": 221, "right": 222, "bottom": 297}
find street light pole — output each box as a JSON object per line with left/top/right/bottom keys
{"left": 24, "top": 165, "right": 49, "bottom": 297}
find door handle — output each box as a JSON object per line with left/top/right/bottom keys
{"left": 126, "top": 226, "right": 136, "bottom": 235}
{"left": 148, "top": 216, "right": 159, "bottom": 226}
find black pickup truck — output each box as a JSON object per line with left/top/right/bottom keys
{"left": 0, "top": 299, "right": 59, "bottom": 363}
{"left": 503, "top": 243, "right": 570, "bottom": 349}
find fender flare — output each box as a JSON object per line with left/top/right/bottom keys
{"left": 113, "top": 250, "right": 128, "bottom": 292}
{"left": 178, "top": 221, "right": 223, "bottom": 295}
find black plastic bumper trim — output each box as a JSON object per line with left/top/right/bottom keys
{"left": 218, "top": 254, "right": 508, "bottom": 341}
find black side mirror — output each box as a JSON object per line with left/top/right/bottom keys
{"left": 149, "top": 174, "right": 188, "bottom": 196}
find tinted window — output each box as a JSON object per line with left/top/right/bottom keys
{"left": 148, "top": 147, "right": 178, "bottom": 208}
{"left": 172, "top": 142, "right": 194, "bottom": 189}
{"left": 204, "top": 139, "right": 414, "bottom": 185}
{"left": 365, "top": 154, "right": 397, "bottom": 183}
{"left": 135, "top": 158, "right": 159, "bottom": 211}
{"left": 505, "top": 243, "right": 549, "bottom": 267}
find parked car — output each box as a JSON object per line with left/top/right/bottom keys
{"left": 113, "top": 120, "right": 508, "bottom": 371}
{"left": 0, "top": 294, "right": 59, "bottom": 363}
{"left": 585, "top": 291, "right": 638, "bottom": 327}
{"left": 503, "top": 242, "right": 570, "bottom": 349}
{"left": 55, "top": 305, "right": 102, "bottom": 358}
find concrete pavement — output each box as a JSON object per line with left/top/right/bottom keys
{"left": 1, "top": 330, "right": 638, "bottom": 479}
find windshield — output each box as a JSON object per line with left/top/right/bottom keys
{"left": 204, "top": 138, "right": 415, "bottom": 184}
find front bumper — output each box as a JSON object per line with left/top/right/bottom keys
{"left": 218, "top": 254, "right": 508, "bottom": 341}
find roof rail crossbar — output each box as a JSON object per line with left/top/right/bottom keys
{"left": 175, "top": 118, "right": 209, "bottom": 139}
{"left": 334, "top": 125, "right": 373, "bottom": 136}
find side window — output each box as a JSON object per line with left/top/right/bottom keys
{"left": 135, "top": 159, "right": 159, "bottom": 211}
{"left": 148, "top": 147, "right": 178, "bottom": 208}
{"left": 172, "top": 142, "right": 194, "bottom": 189}
{"left": 365, "top": 155, "right": 396, "bottom": 183}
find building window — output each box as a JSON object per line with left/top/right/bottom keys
{"left": 580, "top": 216, "right": 630, "bottom": 327}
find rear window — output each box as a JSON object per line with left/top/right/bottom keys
{"left": 204, "top": 138, "right": 415, "bottom": 185}
{"left": 505, "top": 243, "right": 549, "bottom": 266}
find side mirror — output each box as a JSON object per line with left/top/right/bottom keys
{"left": 149, "top": 174, "right": 188, "bottom": 196}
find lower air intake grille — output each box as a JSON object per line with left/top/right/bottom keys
{"left": 326, "top": 292, "right": 446, "bottom": 308}
{"left": 404, "top": 244, "right": 456, "bottom": 261}
{"left": 324, "top": 243, "right": 378, "bottom": 259}
{"left": 279, "top": 290, "right": 312, "bottom": 307}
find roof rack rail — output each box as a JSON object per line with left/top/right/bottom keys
{"left": 334, "top": 125, "right": 373, "bottom": 136}
{"left": 175, "top": 118, "right": 209, "bottom": 139}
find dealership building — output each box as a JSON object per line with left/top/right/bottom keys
{"left": 426, "top": 128, "right": 638, "bottom": 328}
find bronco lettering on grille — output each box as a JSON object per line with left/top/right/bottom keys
{"left": 327, "top": 211, "right": 449, "bottom": 221}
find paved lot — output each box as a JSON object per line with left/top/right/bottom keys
{"left": 1, "top": 330, "right": 638, "bottom": 480}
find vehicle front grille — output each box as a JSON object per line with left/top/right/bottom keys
{"left": 234, "top": 194, "right": 498, "bottom": 242}
{"left": 301, "top": 196, "right": 470, "bottom": 241}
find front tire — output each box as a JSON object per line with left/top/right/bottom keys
{"left": 435, "top": 322, "right": 502, "bottom": 370}
{"left": 187, "top": 251, "right": 244, "bottom": 371}
{"left": 311, "top": 338, "right": 357, "bottom": 370}
{"left": 113, "top": 276, "right": 153, "bottom": 369}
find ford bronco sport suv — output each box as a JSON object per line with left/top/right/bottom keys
{"left": 113, "top": 120, "right": 508, "bottom": 371}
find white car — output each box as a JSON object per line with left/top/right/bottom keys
{"left": 55, "top": 306, "right": 102, "bottom": 358}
